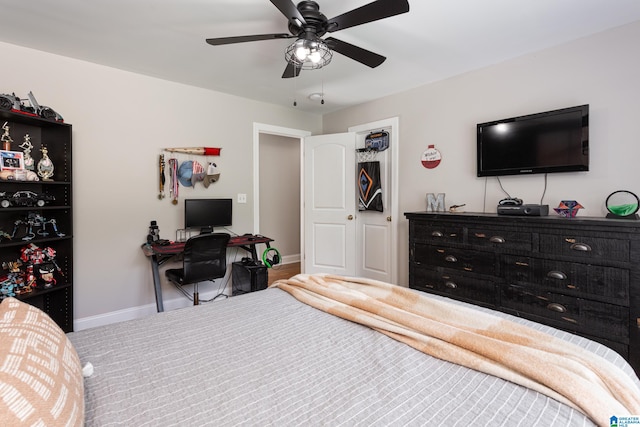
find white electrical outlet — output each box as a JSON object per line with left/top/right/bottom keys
{"left": 237, "top": 193, "right": 247, "bottom": 204}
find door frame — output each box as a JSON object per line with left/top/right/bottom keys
{"left": 349, "top": 117, "right": 400, "bottom": 284}
{"left": 253, "top": 123, "right": 310, "bottom": 258}
{"left": 253, "top": 118, "right": 399, "bottom": 282}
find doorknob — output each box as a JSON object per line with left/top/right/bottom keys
{"left": 347, "top": 215, "right": 354, "bottom": 220}
{"left": 387, "top": 216, "right": 392, "bottom": 222}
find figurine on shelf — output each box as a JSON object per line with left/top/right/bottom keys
{"left": 19, "top": 243, "right": 63, "bottom": 289}
{"left": 0, "top": 229, "right": 11, "bottom": 242}
{"left": 11, "top": 212, "right": 65, "bottom": 241}
{"left": 38, "top": 264, "right": 57, "bottom": 288}
{"left": 1, "top": 122, "right": 13, "bottom": 151}
{"left": 0, "top": 260, "right": 31, "bottom": 297}
{"left": 0, "top": 281, "right": 15, "bottom": 298}
{"left": 37, "top": 146, "right": 54, "bottom": 180}
{"left": 1, "top": 260, "right": 21, "bottom": 273}
{"left": 21, "top": 265, "right": 36, "bottom": 290}
{"left": 19, "top": 134, "right": 35, "bottom": 171}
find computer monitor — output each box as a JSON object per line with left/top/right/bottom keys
{"left": 184, "top": 198, "right": 232, "bottom": 233}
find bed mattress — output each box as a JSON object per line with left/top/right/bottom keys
{"left": 68, "top": 287, "right": 639, "bottom": 426}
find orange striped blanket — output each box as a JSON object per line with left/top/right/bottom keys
{"left": 270, "top": 274, "right": 640, "bottom": 427}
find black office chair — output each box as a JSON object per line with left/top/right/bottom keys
{"left": 165, "top": 232, "right": 230, "bottom": 305}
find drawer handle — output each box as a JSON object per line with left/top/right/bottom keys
{"left": 431, "top": 231, "right": 443, "bottom": 237}
{"left": 489, "top": 236, "right": 505, "bottom": 244}
{"left": 570, "top": 242, "right": 592, "bottom": 252}
{"left": 547, "top": 271, "right": 567, "bottom": 280}
{"left": 444, "top": 255, "right": 458, "bottom": 263}
{"left": 445, "top": 281, "right": 457, "bottom": 289}
{"left": 546, "top": 303, "right": 567, "bottom": 313}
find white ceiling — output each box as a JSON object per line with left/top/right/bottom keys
{"left": 2, "top": 0, "right": 640, "bottom": 114}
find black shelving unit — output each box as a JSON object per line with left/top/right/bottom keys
{"left": 0, "top": 110, "right": 73, "bottom": 331}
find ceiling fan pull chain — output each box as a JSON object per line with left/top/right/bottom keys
{"left": 293, "top": 71, "right": 298, "bottom": 107}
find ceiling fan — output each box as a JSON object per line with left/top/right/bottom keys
{"left": 205, "top": 0, "right": 410, "bottom": 78}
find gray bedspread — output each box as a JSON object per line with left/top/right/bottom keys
{"left": 68, "top": 287, "right": 640, "bottom": 426}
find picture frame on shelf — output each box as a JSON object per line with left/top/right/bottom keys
{"left": 0, "top": 150, "right": 25, "bottom": 171}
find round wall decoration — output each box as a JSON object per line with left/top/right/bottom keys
{"left": 421, "top": 145, "right": 442, "bottom": 169}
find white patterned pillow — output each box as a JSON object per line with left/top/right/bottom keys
{"left": 0, "top": 297, "right": 84, "bottom": 426}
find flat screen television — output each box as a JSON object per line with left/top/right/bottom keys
{"left": 184, "top": 198, "right": 232, "bottom": 231}
{"left": 477, "top": 105, "right": 589, "bottom": 177}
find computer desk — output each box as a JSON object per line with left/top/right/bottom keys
{"left": 141, "top": 234, "right": 273, "bottom": 312}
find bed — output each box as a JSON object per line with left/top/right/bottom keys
{"left": 2, "top": 274, "right": 640, "bottom": 427}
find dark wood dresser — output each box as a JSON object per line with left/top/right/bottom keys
{"left": 405, "top": 211, "right": 640, "bottom": 374}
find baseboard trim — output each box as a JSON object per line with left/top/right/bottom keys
{"left": 73, "top": 255, "right": 301, "bottom": 331}
{"left": 281, "top": 254, "right": 300, "bottom": 265}
{"left": 74, "top": 289, "right": 229, "bottom": 331}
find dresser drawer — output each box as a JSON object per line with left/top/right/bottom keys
{"left": 502, "top": 255, "right": 629, "bottom": 304}
{"left": 413, "top": 244, "right": 495, "bottom": 275}
{"left": 410, "top": 222, "right": 463, "bottom": 244}
{"left": 539, "top": 233, "right": 630, "bottom": 262}
{"left": 468, "top": 227, "right": 532, "bottom": 251}
{"left": 501, "top": 284, "right": 629, "bottom": 341}
{"left": 410, "top": 266, "right": 497, "bottom": 306}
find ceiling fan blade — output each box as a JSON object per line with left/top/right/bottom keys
{"left": 325, "top": 37, "right": 386, "bottom": 68}
{"left": 327, "top": 0, "right": 410, "bottom": 32}
{"left": 270, "top": 0, "right": 307, "bottom": 28}
{"left": 282, "top": 62, "right": 302, "bottom": 79}
{"left": 206, "top": 33, "right": 294, "bottom": 46}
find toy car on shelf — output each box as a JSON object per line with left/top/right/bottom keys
{"left": 0, "top": 91, "right": 64, "bottom": 122}
{"left": 0, "top": 190, "right": 55, "bottom": 208}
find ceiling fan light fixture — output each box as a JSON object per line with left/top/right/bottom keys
{"left": 308, "top": 50, "right": 322, "bottom": 63}
{"left": 294, "top": 44, "right": 310, "bottom": 62}
{"left": 285, "top": 37, "right": 332, "bottom": 70}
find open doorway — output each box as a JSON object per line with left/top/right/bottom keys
{"left": 253, "top": 123, "right": 310, "bottom": 272}
{"left": 253, "top": 119, "right": 399, "bottom": 283}
{"left": 259, "top": 133, "right": 301, "bottom": 264}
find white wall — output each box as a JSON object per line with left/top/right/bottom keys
{"left": 0, "top": 41, "right": 322, "bottom": 327}
{"left": 323, "top": 21, "right": 640, "bottom": 286}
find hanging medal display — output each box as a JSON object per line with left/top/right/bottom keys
{"left": 168, "top": 158, "right": 179, "bottom": 205}
{"left": 158, "top": 154, "right": 166, "bottom": 200}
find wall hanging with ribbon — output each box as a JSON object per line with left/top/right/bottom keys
{"left": 158, "top": 147, "right": 223, "bottom": 204}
